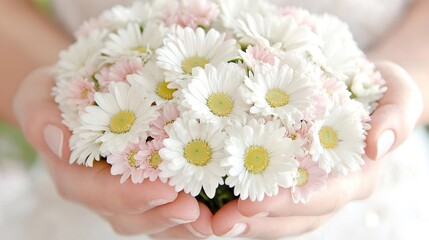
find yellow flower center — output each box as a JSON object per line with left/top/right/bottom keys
{"left": 184, "top": 140, "right": 212, "bottom": 166}
{"left": 206, "top": 93, "right": 234, "bottom": 117}
{"left": 244, "top": 146, "right": 269, "bottom": 174}
{"left": 182, "top": 56, "right": 208, "bottom": 74}
{"left": 296, "top": 167, "right": 309, "bottom": 186}
{"left": 165, "top": 120, "right": 175, "bottom": 126}
{"left": 266, "top": 88, "right": 289, "bottom": 108}
{"left": 81, "top": 89, "right": 89, "bottom": 99}
{"left": 133, "top": 45, "right": 148, "bottom": 53}
{"left": 319, "top": 126, "right": 338, "bottom": 149}
{"left": 157, "top": 81, "right": 177, "bottom": 100}
{"left": 128, "top": 150, "right": 138, "bottom": 168}
{"left": 149, "top": 152, "right": 162, "bottom": 169}
{"left": 109, "top": 111, "right": 136, "bottom": 134}
{"left": 289, "top": 134, "right": 297, "bottom": 140}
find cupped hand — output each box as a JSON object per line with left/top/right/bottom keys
{"left": 12, "top": 67, "right": 213, "bottom": 239}
{"left": 211, "top": 61, "right": 423, "bottom": 239}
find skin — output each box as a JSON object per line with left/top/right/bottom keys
{"left": 2, "top": 0, "right": 428, "bottom": 238}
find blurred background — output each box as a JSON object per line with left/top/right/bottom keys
{"left": 1, "top": 0, "right": 429, "bottom": 240}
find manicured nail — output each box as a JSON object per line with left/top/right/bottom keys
{"left": 222, "top": 223, "right": 247, "bottom": 237}
{"left": 185, "top": 224, "right": 209, "bottom": 238}
{"left": 251, "top": 211, "right": 269, "bottom": 218}
{"left": 43, "top": 124, "right": 63, "bottom": 158}
{"left": 148, "top": 198, "right": 172, "bottom": 207}
{"left": 376, "top": 130, "right": 395, "bottom": 160}
{"left": 170, "top": 218, "right": 194, "bottom": 224}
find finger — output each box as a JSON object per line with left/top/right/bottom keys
{"left": 150, "top": 202, "right": 214, "bottom": 239}
{"left": 14, "top": 67, "right": 178, "bottom": 214}
{"left": 365, "top": 61, "right": 423, "bottom": 160}
{"left": 51, "top": 159, "right": 178, "bottom": 215}
{"left": 13, "top": 67, "right": 72, "bottom": 160}
{"left": 212, "top": 200, "right": 333, "bottom": 239}
{"left": 237, "top": 155, "right": 384, "bottom": 218}
{"left": 106, "top": 192, "right": 200, "bottom": 236}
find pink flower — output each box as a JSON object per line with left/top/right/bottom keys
{"left": 240, "top": 45, "right": 276, "bottom": 69}
{"left": 322, "top": 75, "right": 350, "bottom": 101}
{"left": 278, "top": 7, "right": 317, "bottom": 33}
{"left": 291, "top": 155, "right": 328, "bottom": 204}
{"left": 311, "top": 75, "right": 350, "bottom": 119}
{"left": 149, "top": 103, "right": 180, "bottom": 138}
{"left": 135, "top": 137, "right": 167, "bottom": 182}
{"left": 96, "top": 58, "right": 144, "bottom": 91}
{"left": 67, "top": 76, "right": 96, "bottom": 110}
{"left": 107, "top": 143, "right": 145, "bottom": 184}
{"left": 165, "top": 0, "right": 219, "bottom": 29}
{"left": 285, "top": 121, "right": 313, "bottom": 151}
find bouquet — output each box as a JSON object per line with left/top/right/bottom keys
{"left": 54, "top": 0, "right": 386, "bottom": 212}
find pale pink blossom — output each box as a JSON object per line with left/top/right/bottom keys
{"left": 322, "top": 75, "right": 350, "bottom": 101}
{"left": 285, "top": 120, "right": 313, "bottom": 151}
{"left": 107, "top": 142, "right": 145, "bottom": 184}
{"left": 149, "top": 103, "right": 180, "bottom": 138}
{"left": 240, "top": 45, "right": 276, "bottom": 69}
{"left": 311, "top": 75, "right": 350, "bottom": 119}
{"left": 67, "top": 76, "right": 96, "bottom": 110}
{"left": 278, "top": 7, "right": 317, "bottom": 33}
{"left": 291, "top": 155, "right": 328, "bottom": 204}
{"left": 135, "top": 137, "right": 167, "bottom": 182}
{"left": 96, "top": 58, "right": 144, "bottom": 91}
{"left": 165, "top": 0, "right": 219, "bottom": 29}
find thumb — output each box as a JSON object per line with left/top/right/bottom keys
{"left": 13, "top": 67, "right": 71, "bottom": 162}
{"left": 365, "top": 61, "right": 423, "bottom": 160}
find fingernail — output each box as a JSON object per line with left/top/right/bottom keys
{"left": 251, "top": 211, "right": 269, "bottom": 218}
{"left": 148, "top": 199, "right": 172, "bottom": 207}
{"left": 169, "top": 218, "right": 194, "bottom": 224}
{"left": 222, "top": 223, "right": 247, "bottom": 237}
{"left": 43, "top": 124, "right": 63, "bottom": 158}
{"left": 376, "top": 130, "right": 395, "bottom": 160}
{"left": 185, "top": 224, "right": 209, "bottom": 238}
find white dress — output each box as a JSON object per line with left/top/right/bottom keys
{"left": 1, "top": 1, "right": 427, "bottom": 239}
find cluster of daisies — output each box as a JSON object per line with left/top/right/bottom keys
{"left": 54, "top": 0, "right": 386, "bottom": 203}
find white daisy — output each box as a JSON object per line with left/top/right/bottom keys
{"left": 127, "top": 61, "right": 178, "bottom": 105}
{"left": 103, "top": 1, "right": 169, "bottom": 29}
{"left": 56, "top": 29, "right": 108, "bottom": 81}
{"left": 243, "top": 65, "right": 317, "bottom": 121}
{"left": 217, "top": 0, "right": 275, "bottom": 30}
{"left": 309, "top": 99, "right": 366, "bottom": 175}
{"left": 233, "top": 14, "right": 321, "bottom": 55}
{"left": 69, "top": 129, "right": 101, "bottom": 167}
{"left": 348, "top": 60, "right": 386, "bottom": 113}
{"left": 159, "top": 117, "right": 227, "bottom": 198}
{"left": 222, "top": 119, "right": 300, "bottom": 201}
{"left": 315, "top": 15, "right": 364, "bottom": 81}
{"left": 80, "top": 82, "right": 158, "bottom": 155}
{"left": 182, "top": 63, "right": 249, "bottom": 125}
{"left": 102, "top": 22, "right": 166, "bottom": 63}
{"left": 156, "top": 27, "right": 238, "bottom": 87}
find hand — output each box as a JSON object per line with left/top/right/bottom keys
{"left": 210, "top": 61, "right": 423, "bottom": 239}
{"left": 13, "top": 67, "right": 213, "bottom": 239}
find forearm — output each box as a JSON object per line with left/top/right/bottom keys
{"left": 368, "top": 0, "right": 429, "bottom": 125}
{"left": 0, "top": 0, "right": 72, "bottom": 125}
